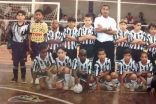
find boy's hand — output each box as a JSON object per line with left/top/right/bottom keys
{"left": 8, "top": 49, "right": 12, "bottom": 54}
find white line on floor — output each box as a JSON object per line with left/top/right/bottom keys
{"left": 0, "top": 86, "right": 74, "bottom": 104}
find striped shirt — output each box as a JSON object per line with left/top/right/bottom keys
{"left": 114, "top": 29, "right": 129, "bottom": 47}
{"left": 147, "top": 33, "right": 156, "bottom": 53}
{"left": 63, "top": 27, "right": 78, "bottom": 50}
{"left": 9, "top": 22, "right": 29, "bottom": 43}
{"left": 137, "top": 60, "right": 153, "bottom": 73}
{"left": 32, "top": 52, "right": 55, "bottom": 75}
{"left": 118, "top": 58, "right": 137, "bottom": 74}
{"left": 30, "top": 22, "right": 48, "bottom": 43}
{"left": 128, "top": 30, "right": 148, "bottom": 50}
{"left": 78, "top": 25, "right": 95, "bottom": 45}
{"left": 94, "top": 58, "right": 111, "bottom": 76}
{"left": 46, "top": 30, "right": 64, "bottom": 52}
{"left": 72, "top": 57, "right": 92, "bottom": 74}
{"left": 55, "top": 56, "right": 72, "bottom": 68}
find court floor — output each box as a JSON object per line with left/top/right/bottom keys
{"left": 0, "top": 45, "right": 156, "bottom": 104}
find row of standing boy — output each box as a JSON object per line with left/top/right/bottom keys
{"left": 7, "top": 9, "right": 156, "bottom": 92}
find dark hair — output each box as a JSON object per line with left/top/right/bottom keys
{"left": 98, "top": 48, "right": 106, "bottom": 54}
{"left": 148, "top": 23, "right": 156, "bottom": 30}
{"left": 84, "top": 14, "right": 93, "bottom": 20}
{"left": 39, "top": 42, "right": 48, "bottom": 52}
{"left": 133, "top": 20, "right": 141, "bottom": 25}
{"left": 102, "top": 5, "right": 110, "bottom": 9}
{"left": 140, "top": 51, "right": 148, "bottom": 57}
{"left": 123, "top": 49, "right": 132, "bottom": 55}
{"left": 35, "top": 9, "right": 44, "bottom": 16}
{"left": 16, "top": 10, "right": 26, "bottom": 16}
{"left": 67, "top": 17, "right": 76, "bottom": 22}
{"left": 56, "top": 46, "right": 66, "bottom": 52}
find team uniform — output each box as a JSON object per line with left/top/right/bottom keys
{"left": 32, "top": 52, "right": 55, "bottom": 78}
{"left": 94, "top": 58, "right": 111, "bottom": 77}
{"left": 30, "top": 22, "right": 48, "bottom": 60}
{"left": 147, "top": 33, "right": 156, "bottom": 73}
{"left": 128, "top": 30, "right": 148, "bottom": 62}
{"left": 114, "top": 29, "right": 129, "bottom": 60}
{"left": 63, "top": 27, "right": 78, "bottom": 60}
{"left": 78, "top": 25, "right": 96, "bottom": 58}
{"left": 46, "top": 30, "right": 64, "bottom": 59}
{"left": 7, "top": 22, "right": 29, "bottom": 81}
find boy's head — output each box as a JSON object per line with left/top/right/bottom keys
{"left": 130, "top": 73, "right": 137, "bottom": 81}
{"left": 105, "top": 75, "right": 111, "bottom": 82}
{"left": 16, "top": 10, "right": 26, "bottom": 22}
{"left": 140, "top": 52, "right": 148, "bottom": 64}
{"left": 79, "top": 49, "right": 87, "bottom": 63}
{"left": 98, "top": 48, "right": 106, "bottom": 61}
{"left": 51, "top": 20, "right": 59, "bottom": 30}
{"left": 111, "top": 72, "right": 118, "bottom": 79}
{"left": 148, "top": 23, "right": 156, "bottom": 35}
{"left": 119, "top": 19, "right": 127, "bottom": 31}
{"left": 56, "top": 46, "right": 67, "bottom": 60}
{"left": 123, "top": 49, "right": 132, "bottom": 62}
{"left": 67, "top": 17, "right": 76, "bottom": 28}
{"left": 34, "top": 9, "right": 44, "bottom": 22}
{"left": 83, "top": 14, "right": 92, "bottom": 27}
{"left": 39, "top": 42, "right": 48, "bottom": 59}
{"left": 100, "top": 5, "right": 110, "bottom": 17}
{"left": 133, "top": 21, "right": 142, "bottom": 32}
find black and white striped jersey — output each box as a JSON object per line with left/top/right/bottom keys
{"left": 114, "top": 29, "right": 129, "bottom": 47}
{"left": 78, "top": 25, "right": 95, "bottom": 45}
{"left": 147, "top": 33, "right": 156, "bottom": 53}
{"left": 55, "top": 56, "right": 72, "bottom": 68}
{"left": 128, "top": 30, "right": 148, "bottom": 50}
{"left": 8, "top": 22, "right": 29, "bottom": 43}
{"left": 118, "top": 58, "right": 137, "bottom": 74}
{"left": 72, "top": 57, "right": 92, "bottom": 74}
{"left": 94, "top": 58, "right": 111, "bottom": 76}
{"left": 63, "top": 27, "right": 78, "bottom": 50}
{"left": 137, "top": 60, "right": 153, "bottom": 73}
{"left": 46, "top": 30, "right": 64, "bottom": 52}
{"left": 32, "top": 52, "right": 55, "bottom": 73}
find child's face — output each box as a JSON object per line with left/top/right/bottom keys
{"left": 133, "top": 23, "right": 142, "bottom": 31}
{"left": 51, "top": 20, "right": 59, "bottom": 30}
{"left": 79, "top": 52, "right": 87, "bottom": 63}
{"left": 67, "top": 21, "right": 76, "bottom": 28}
{"left": 84, "top": 17, "right": 92, "bottom": 27}
{"left": 40, "top": 48, "right": 48, "bottom": 59}
{"left": 119, "top": 22, "right": 127, "bottom": 30}
{"left": 98, "top": 51, "right": 106, "bottom": 61}
{"left": 149, "top": 26, "right": 156, "bottom": 35}
{"left": 34, "top": 12, "right": 43, "bottom": 22}
{"left": 57, "top": 49, "right": 66, "bottom": 60}
{"left": 123, "top": 53, "right": 131, "bottom": 62}
{"left": 140, "top": 53, "right": 148, "bottom": 64}
{"left": 16, "top": 13, "right": 25, "bottom": 22}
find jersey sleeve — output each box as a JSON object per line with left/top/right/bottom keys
{"left": 32, "top": 59, "right": 40, "bottom": 73}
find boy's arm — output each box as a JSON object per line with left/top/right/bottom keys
{"left": 6, "top": 25, "right": 13, "bottom": 50}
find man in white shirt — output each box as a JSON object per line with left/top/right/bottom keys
{"left": 93, "top": 5, "right": 117, "bottom": 71}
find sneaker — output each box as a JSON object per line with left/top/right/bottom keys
{"left": 21, "top": 79, "right": 27, "bottom": 84}
{"left": 10, "top": 78, "right": 17, "bottom": 83}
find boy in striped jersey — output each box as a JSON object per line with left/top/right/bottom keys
{"left": 118, "top": 49, "right": 137, "bottom": 85}
{"left": 128, "top": 21, "right": 148, "bottom": 62}
{"left": 78, "top": 14, "right": 96, "bottom": 59}
{"left": 137, "top": 52, "right": 153, "bottom": 89}
{"left": 94, "top": 48, "right": 115, "bottom": 90}
{"left": 114, "top": 19, "right": 129, "bottom": 60}
{"left": 63, "top": 17, "right": 78, "bottom": 60}
{"left": 55, "top": 46, "right": 75, "bottom": 90}
{"left": 32, "top": 43, "right": 56, "bottom": 89}
{"left": 47, "top": 20, "right": 64, "bottom": 59}
{"left": 72, "top": 49, "right": 92, "bottom": 90}
{"left": 29, "top": 9, "right": 48, "bottom": 60}
{"left": 7, "top": 10, "right": 29, "bottom": 83}
{"left": 147, "top": 24, "right": 156, "bottom": 73}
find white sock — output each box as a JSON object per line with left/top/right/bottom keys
{"left": 147, "top": 77, "right": 153, "bottom": 88}
{"left": 64, "top": 74, "right": 71, "bottom": 90}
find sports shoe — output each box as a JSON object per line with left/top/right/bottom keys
{"left": 10, "top": 78, "right": 17, "bottom": 83}
{"left": 21, "top": 79, "right": 27, "bottom": 84}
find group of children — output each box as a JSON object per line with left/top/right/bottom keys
{"left": 7, "top": 9, "right": 156, "bottom": 93}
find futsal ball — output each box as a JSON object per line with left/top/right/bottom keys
{"left": 73, "top": 84, "right": 83, "bottom": 93}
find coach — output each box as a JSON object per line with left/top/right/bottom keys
{"left": 94, "top": 5, "right": 117, "bottom": 70}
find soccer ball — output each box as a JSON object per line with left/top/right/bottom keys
{"left": 73, "top": 83, "right": 83, "bottom": 93}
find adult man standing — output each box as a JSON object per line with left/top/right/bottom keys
{"left": 94, "top": 5, "right": 117, "bottom": 70}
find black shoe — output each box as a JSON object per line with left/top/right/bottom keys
{"left": 10, "top": 78, "right": 17, "bottom": 83}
